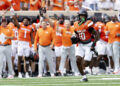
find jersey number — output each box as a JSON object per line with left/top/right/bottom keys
{"left": 14, "top": 31, "right": 18, "bottom": 38}
{"left": 24, "top": 30, "right": 27, "bottom": 38}
{"left": 79, "top": 32, "right": 86, "bottom": 40}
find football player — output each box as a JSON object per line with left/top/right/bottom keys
{"left": 73, "top": 10, "right": 99, "bottom": 81}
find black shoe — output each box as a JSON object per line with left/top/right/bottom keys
{"left": 80, "top": 78, "right": 88, "bottom": 82}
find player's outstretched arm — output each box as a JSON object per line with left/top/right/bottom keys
{"left": 12, "top": 16, "right": 20, "bottom": 29}
{"left": 44, "top": 12, "right": 54, "bottom": 28}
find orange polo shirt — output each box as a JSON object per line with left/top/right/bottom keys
{"left": 105, "top": 21, "right": 120, "bottom": 43}
{"left": 61, "top": 26, "right": 74, "bottom": 47}
{"left": 34, "top": 26, "right": 53, "bottom": 49}
{"left": 0, "top": 26, "right": 13, "bottom": 45}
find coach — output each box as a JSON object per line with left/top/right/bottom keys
{"left": 0, "top": 17, "right": 14, "bottom": 79}
{"left": 34, "top": 20, "right": 55, "bottom": 78}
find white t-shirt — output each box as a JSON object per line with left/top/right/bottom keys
{"left": 98, "top": 0, "right": 114, "bottom": 9}
{"left": 84, "top": 0, "right": 99, "bottom": 4}
{"left": 114, "top": 0, "right": 120, "bottom": 11}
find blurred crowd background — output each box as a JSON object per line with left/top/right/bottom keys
{"left": 0, "top": 0, "right": 120, "bottom": 11}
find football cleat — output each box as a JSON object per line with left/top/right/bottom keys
{"left": 80, "top": 78, "right": 88, "bottom": 82}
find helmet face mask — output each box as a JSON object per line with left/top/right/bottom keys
{"left": 77, "top": 10, "right": 88, "bottom": 22}
{"left": 77, "top": 13, "right": 87, "bottom": 26}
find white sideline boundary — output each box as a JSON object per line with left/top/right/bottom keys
{"left": 1, "top": 83, "right": 120, "bottom": 86}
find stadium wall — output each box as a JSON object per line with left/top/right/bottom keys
{"left": 0, "top": 11, "right": 119, "bottom": 17}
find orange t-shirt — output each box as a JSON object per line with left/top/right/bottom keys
{"left": 12, "top": 0, "right": 20, "bottom": 10}
{"left": 34, "top": 26, "right": 53, "bottom": 49}
{"left": 0, "top": 26, "right": 13, "bottom": 45}
{"left": 61, "top": 26, "right": 74, "bottom": 47}
{"left": 30, "top": 0, "right": 40, "bottom": 10}
{"left": 0, "top": 0, "right": 11, "bottom": 10}
{"left": 74, "top": 20, "right": 94, "bottom": 41}
{"left": 66, "top": 0, "right": 81, "bottom": 11}
{"left": 94, "top": 22, "right": 108, "bottom": 42}
{"left": 52, "top": 0, "right": 65, "bottom": 11}
{"left": 53, "top": 21, "right": 64, "bottom": 47}
{"left": 7, "top": 22, "right": 18, "bottom": 40}
{"left": 21, "top": 0, "right": 29, "bottom": 3}
{"left": 105, "top": 21, "right": 120, "bottom": 43}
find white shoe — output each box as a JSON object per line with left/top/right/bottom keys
{"left": 113, "top": 69, "right": 120, "bottom": 75}
{"left": 84, "top": 67, "right": 92, "bottom": 75}
{"left": 25, "top": 72, "right": 30, "bottom": 78}
{"left": 37, "top": 74, "right": 42, "bottom": 78}
{"left": 92, "top": 67, "right": 99, "bottom": 75}
{"left": 18, "top": 73, "right": 22, "bottom": 78}
{"left": 7, "top": 75, "right": 14, "bottom": 79}
{"left": 51, "top": 74, "right": 55, "bottom": 77}
{"left": 74, "top": 73, "right": 79, "bottom": 76}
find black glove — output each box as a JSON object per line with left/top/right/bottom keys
{"left": 71, "top": 36, "right": 80, "bottom": 44}
{"left": 91, "top": 42, "right": 98, "bottom": 56}
{"left": 39, "top": 7, "right": 46, "bottom": 17}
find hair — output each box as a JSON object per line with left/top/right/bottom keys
{"left": 22, "top": 16, "right": 31, "bottom": 22}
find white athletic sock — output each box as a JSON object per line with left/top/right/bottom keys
{"left": 83, "top": 75, "right": 87, "bottom": 78}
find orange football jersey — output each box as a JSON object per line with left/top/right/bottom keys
{"left": 7, "top": 22, "right": 18, "bottom": 40}
{"left": 61, "top": 26, "right": 74, "bottom": 47}
{"left": 18, "top": 24, "right": 33, "bottom": 42}
{"left": 74, "top": 20, "right": 94, "bottom": 41}
{"left": 94, "top": 22, "right": 108, "bottom": 42}
{"left": 53, "top": 21, "right": 64, "bottom": 47}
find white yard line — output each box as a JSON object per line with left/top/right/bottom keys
{"left": 0, "top": 78, "right": 120, "bottom": 82}
{"left": 1, "top": 83, "right": 120, "bottom": 86}
{"left": 102, "top": 78, "right": 120, "bottom": 80}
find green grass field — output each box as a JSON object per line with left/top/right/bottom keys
{"left": 0, "top": 75, "right": 120, "bottom": 86}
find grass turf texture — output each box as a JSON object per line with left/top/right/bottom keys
{"left": 0, "top": 75, "right": 120, "bottom": 86}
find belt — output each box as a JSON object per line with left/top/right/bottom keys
{"left": 0, "top": 44, "right": 10, "bottom": 46}
{"left": 40, "top": 44, "right": 51, "bottom": 47}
